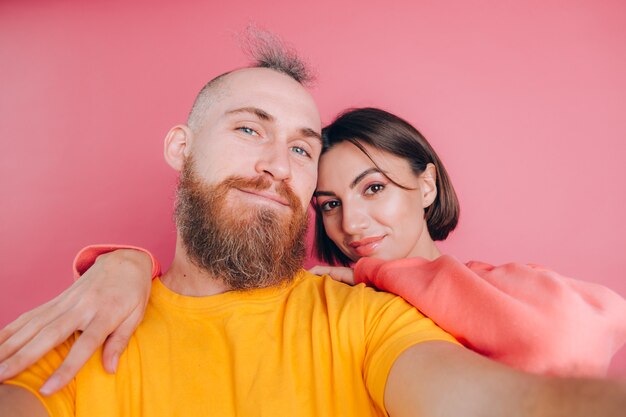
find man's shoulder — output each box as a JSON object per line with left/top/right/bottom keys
{"left": 294, "top": 269, "right": 395, "bottom": 294}
{"left": 293, "top": 269, "right": 419, "bottom": 311}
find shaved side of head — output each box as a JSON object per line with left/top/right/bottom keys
{"left": 186, "top": 27, "right": 314, "bottom": 133}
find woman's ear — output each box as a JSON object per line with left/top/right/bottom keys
{"left": 164, "top": 125, "right": 193, "bottom": 172}
{"left": 420, "top": 163, "right": 438, "bottom": 208}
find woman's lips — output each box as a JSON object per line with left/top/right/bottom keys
{"left": 348, "top": 236, "right": 385, "bottom": 257}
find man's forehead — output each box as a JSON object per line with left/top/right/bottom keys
{"left": 213, "top": 68, "right": 321, "bottom": 129}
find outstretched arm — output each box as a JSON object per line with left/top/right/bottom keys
{"left": 385, "top": 341, "right": 626, "bottom": 417}
{"left": 0, "top": 385, "right": 49, "bottom": 417}
{"left": 0, "top": 247, "right": 155, "bottom": 395}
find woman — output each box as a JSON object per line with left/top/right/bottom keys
{"left": 2, "top": 108, "right": 625, "bottom": 391}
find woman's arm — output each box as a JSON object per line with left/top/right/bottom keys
{"left": 355, "top": 255, "right": 626, "bottom": 377}
{"left": 0, "top": 247, "right": 156, "bottom": 395}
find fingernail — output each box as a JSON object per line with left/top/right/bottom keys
{"left": 110, "top": 353, "right": 119, "bottom": 372}
{"left": 39, "top": 375, "right": 60, "bottom": 396}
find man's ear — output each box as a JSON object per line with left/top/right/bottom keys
{"left": 420, "top": 163, "right": 438, "bottom": 208}
{"left": 164, "top": 125, "right": 193, "bottom": 171}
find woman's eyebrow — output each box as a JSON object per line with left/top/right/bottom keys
{"left": 350, "top": 168, "right": 381, "bottom": 188}
{"left": 313, "top": 190, "right": 335, "bottom": 197}
{"left": 314, "top": 168, "right": 382, "bottom": 197}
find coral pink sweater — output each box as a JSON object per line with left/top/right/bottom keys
{"left": 354, "top": 255, "right": 626, "bottom": 377}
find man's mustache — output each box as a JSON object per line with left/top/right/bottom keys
{"left": 220, "top": 175, "right": 302, "bottom": 211}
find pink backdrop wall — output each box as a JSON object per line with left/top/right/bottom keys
{"left": 1, "top": 0, "right": 625, "bottom": 374}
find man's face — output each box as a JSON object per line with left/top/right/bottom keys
{"left": 187, "top": 67, "right": 322, "bottom": 214}
{"left": 173, "top": 68, "right": 322, "bottom": 288}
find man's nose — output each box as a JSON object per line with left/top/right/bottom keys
{"left": 255, "top": 142, "right": 291, "bottom": 181}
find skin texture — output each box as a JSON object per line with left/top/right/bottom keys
{"left": 385, "top": 341, "right": 626, "bottom": 417}
{"left": 167, "top": 68, "right": 321, "bottom": 214}
{"left": 316, "top": 141, "right": 440, "bottom": 262}
{"left": 0, "top": 384, "right": 48, "bottom": 417}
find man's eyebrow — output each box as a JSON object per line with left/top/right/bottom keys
{"left": 314, "top": 168, "right": 381, "bottom": 197}
{"left": 300, "top": 127, "right": 322, "bottom": 143}
{"left": 225, "top": 107, "right": 274, "bottom": 121}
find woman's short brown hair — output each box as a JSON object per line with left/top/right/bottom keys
{"left": 314, "top": 107, "right": 460, "bottom": 266}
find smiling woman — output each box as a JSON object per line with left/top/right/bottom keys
{"left": 316, "top": 141, "right": 439, "bottom": 261}
{"left": 314, "top": 107, "right": 459, "bottom": 266}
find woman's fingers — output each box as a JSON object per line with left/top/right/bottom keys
{"left": 101, "top": 306, "right": 145, "bottom": 374}
{"left": 0, "top": 306, "right": 87, "bottom": 383}
{"left": 39, "top": 314, "right": 120, "bottom": 395}
{"left": 308, "top": 266, "right": 332, "bottom": 276}
{"left": 0, "top": 297, "right": 61, "bottom": 351}
{"left": 308, "top": 265, "right": 355, "bottom": 285}
{"left": 0, "top": 248, "right": 153, "bottom": 392}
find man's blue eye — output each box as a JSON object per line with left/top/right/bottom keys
{"left": 238, "top": 127, "right": 259, "bottom": 136}
{"left": 291, "top": 146, "right": 310, "bottom": 157}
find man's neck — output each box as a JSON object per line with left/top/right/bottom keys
{"left": 160, "top": 239, "right": 230, "bottom": 297}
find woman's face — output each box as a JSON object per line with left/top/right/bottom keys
{"left": 315, "top": 141, "right": 439, "bottom": 262}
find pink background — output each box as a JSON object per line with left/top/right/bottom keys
{"left": 1, "top": 0, "right": 625, "bottom": 375}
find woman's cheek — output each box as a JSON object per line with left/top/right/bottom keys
{"left": 323, "top": 216, "right": 341, "bottom": 244}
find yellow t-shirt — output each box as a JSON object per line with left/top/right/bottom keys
{"left": 8, "top": 270, "right": 457, "bottom": 416}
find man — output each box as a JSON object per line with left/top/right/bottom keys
{"left": 1, "top": 38, "right": 625, "bottom": 416}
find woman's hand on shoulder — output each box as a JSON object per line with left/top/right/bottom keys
{"left": 309, "top": 265, "right": 355, "bottom": 285}
{"left": 0, "top": 249, "right": 153, "bottom": 394}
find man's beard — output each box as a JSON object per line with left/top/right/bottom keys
{"left": 174, "top": 158, "right": 308, "bottom": 290}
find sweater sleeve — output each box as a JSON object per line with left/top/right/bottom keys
{"left": 353, "top": 255, "right": 626, "bottom": 377}
{"left": 72, "top": 244, "right": 161, "bottom": 281}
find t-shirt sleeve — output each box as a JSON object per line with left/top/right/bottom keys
{"left": 360, "top": 288, "right": 459, "bottom": 415}
{"left": 4, "top": 336, "right": 77, "bottom": 416}
{"left": 73, "top": 244, "right": 161, "bottom": 281}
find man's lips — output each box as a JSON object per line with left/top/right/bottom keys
{"left": 235, "top": 188, "right": 290, "bottom": 207}
{"left": 348, "top": 236, "right": 385, "bottom": 257}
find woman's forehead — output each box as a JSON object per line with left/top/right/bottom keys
{"left": 317, "top": 141, "right": 416, "bottom": 188}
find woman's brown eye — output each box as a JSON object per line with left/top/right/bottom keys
{"left": 321, "top": 200, "right": 340, "bottom": 211}
{"left": 365, "top": 184, "right": 385, "bottom": 195}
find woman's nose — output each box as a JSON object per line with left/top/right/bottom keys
{"left": 341, "top": 202, "right": 370, "bottom": 235}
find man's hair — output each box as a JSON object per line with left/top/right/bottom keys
{"left": 239, "top": 27, "right": 314, "bottom": 85}
{"left": 187, "top": 27, "right": 314, "bottom": 132}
